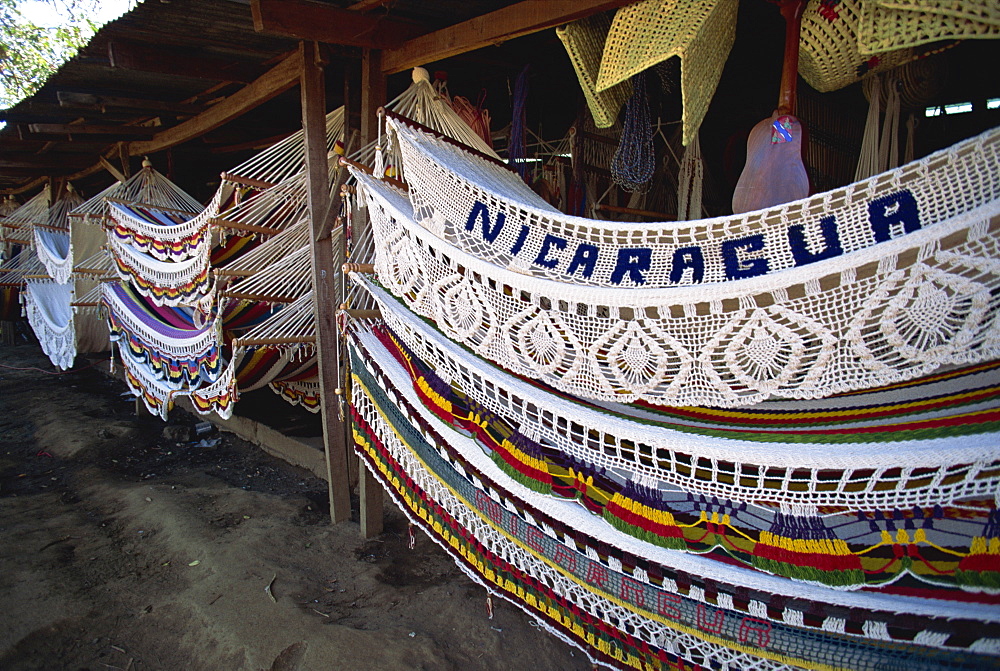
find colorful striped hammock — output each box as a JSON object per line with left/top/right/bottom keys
{"left": 348, "top": 324, "right": 1000, "bottom": 671}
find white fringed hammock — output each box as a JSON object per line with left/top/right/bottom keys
{"left": 385, "top": 114, "right": 1000, "bottom": 289}
{"left": 350, "top": 164, "right": 1000, "bottom": 408}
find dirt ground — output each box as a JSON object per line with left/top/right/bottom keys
{"left": 0, "top": 340, "right": 589, "bottom": 671}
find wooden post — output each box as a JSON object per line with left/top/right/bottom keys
{"left": 300, "top": 40, "right": 351, "bottom": 524}
{"left": 358, "top": 47, "right": 386, "bottom": 538}
{"left": 342, "top": 57, "right": 361, "bottom": 491}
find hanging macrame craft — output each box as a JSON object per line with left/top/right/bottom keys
{"left": 857, "top": 0, "right": 999, "bottom": 55}
{"left": 611, "top": 72, "right": 655, "bottom": 193}
{"left": 675, "top": 131, "right": 703, "bottom": 220}
{"left": 596, "top": 0, "right": 736, "bottom": 146}
{"left": 798, "top": 0, "right": 915, "bottom": 93}
{"left": 507, "top": 65, "right": 531, "bottom": 181}
{"left": 556, "top": 12, "right": 632, "bottom": 129}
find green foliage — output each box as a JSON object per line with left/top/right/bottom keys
{"left": 0, "top": 0, "right": 101, "bottom": 108}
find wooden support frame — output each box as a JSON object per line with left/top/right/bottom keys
{"left": 381, "top": 0, "right": 640, "bottom": 73}
{"left": 251, "top": 0, "right": 424, "bottom": 49}
{"left": 300, "top": 41, "right": 352, "bottom": 525}
{"left": 130, "top": 50, "right": 302, "bottom": 156}
{"left": 357, "top": 47, "right": 387, "bottom": 539}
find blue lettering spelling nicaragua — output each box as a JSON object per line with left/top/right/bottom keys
{"left": 463, "top": 190, "right": 921, "bottom": 286}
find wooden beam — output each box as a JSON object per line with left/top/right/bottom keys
{"left": 129, "top": 50, "right": 302, "bottom": 156}
{"left": 28, "top": 123, "right": 159, "bottom": 136}
{"left": 301, "top": 40, "right": 351, "bottom": 525}
{"left": 251, "top": 0, "right": 425, "bottom": 49}
{"left": 382, "top": 0, "right": 639, "bottom": 73}
{"left": 0, "top": 157, "right": 93, "bottom": 171}
{"left": 118, "top": 142, "right": 131, "bottom": 179}
{"left": 108, "top": 40, "right": 261, "bottom": 83}
{"left": 357, "top": 47, "right": 386, "bottom": 539}
{"left": 57, "top": 91, "right": 205, "bottom": 116}
{"left": 347, "top": 0, "right": 394, "bottom": 9}
{"left": 98, "top": 156, "right": 127, "bottom": 183}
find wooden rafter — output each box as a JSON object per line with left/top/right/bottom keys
{"left": 381, "top": 0, "right": 640, "bottom": 73}
{"left": 28, "top": 123, "right": 159, "bottom": 136}
{"left": 128, "top": 50, "right": 302, "bottom": 156}
{"left": 250, "top": 0, "right": 425, "bottom": 49}
{"left": 108, "top": 40, "right": 262, "bottom": 83}
{"left": 57, "top": 91, "right": 205, "bottom": 116}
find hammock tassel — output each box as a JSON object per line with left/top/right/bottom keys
{"left": 676, "top": 131, "right": 704, "bottom": 221}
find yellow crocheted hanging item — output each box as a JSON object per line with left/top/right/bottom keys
{"left": 799, "top": 0, "right": 914, "bottom": 93}
{"left": 858, "top": 0, "right": 1000, "bottom": 54}
{"left": 556, "top": 13, "right": 632, "bottom": 129}
{"left": 594, "top": 0, "right": 737, "bottom": 146}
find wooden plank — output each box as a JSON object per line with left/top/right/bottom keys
{"left": 28, "top": 123, "right": 159, "bottom": 136}
{"left": 57, "top": 91, "right": 205, "bottom": 116}
{"left": 382, "top": 0, "right": 638, "bottom": 73}
{"left": 251, "top": 0, "right": 424, "bottom": 49}
{"left": 301, "top": 40, "right": 352, "bottom": 525}
{"left": 348, "top": 0, "right": 394, "bottom": 9}
{"left": 108, "top": 40, "right": 261, "bottom": 83}
{"left": 0, "top": 157, "right": 93, "bottom": 170}
{"left": 98, "top": 156, "right": 127, "bottom": 183}
{"left": 358, "top": 47, "right": 386, "bottom": 539}
{"left": 129, "top": 51, "right": 302, "bottom": 156}
{"left": 118, "top": 142, "right": 132, "bottom": 179}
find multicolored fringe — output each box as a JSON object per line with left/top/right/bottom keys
{"left": 112, "top": 253, "right": 212, "bottom": 307}
{"left": 270, "top": 377, "right": 321, "bottom": 413}
{"left": 349, "top": 335, "right": 1000, "bottom": 670}
{"left": 108, "top": 222, "right": 208, "bottom": 261}
{"left": 122, "top": 360, "right": 171, "bottom": 417}
{"left": 371, "top": 326, "right": 1000, "bottom": 591}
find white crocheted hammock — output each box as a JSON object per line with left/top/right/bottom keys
{"left": 386, "top": 114, "right": 1000, "bottom": 289}
{"left": 33, "top": 228, "right": 72, "bottom": 285}
{"left": 32, "top": 191, "right": 83, "bottom": 285}
{"left": 350, "top": 166, "right": 1000, "bottom": 408}
{"left": 23, "top": 280, "right": 75, "bottom": 370}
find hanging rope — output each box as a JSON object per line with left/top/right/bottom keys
{"left": 508, "top": 65, "right": 530, "bottom": 182}
{"left": 676, "top": 130, "right": 704, "bottom": 221}
{"left": 612, "top": 72, "right": 655, "bottom": 193}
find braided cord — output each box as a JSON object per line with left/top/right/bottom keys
{"left": 612, "top": 72, "right": 655, "bottom": 193}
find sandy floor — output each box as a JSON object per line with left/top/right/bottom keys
{"left": 0, "top": 341, "right": 588, "bottom": 671}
